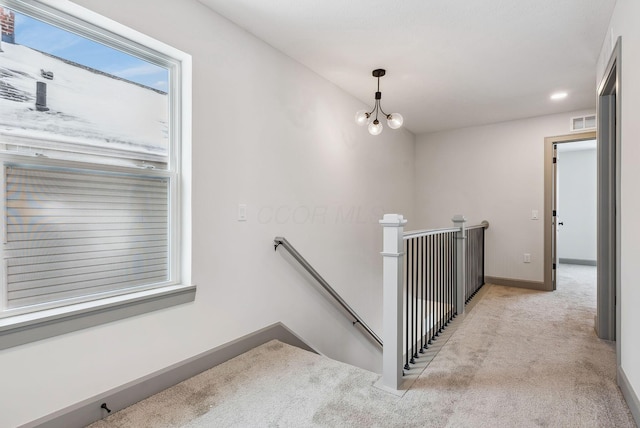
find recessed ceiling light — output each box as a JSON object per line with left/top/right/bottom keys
{"left": 550, "top": 92, "right": 568, "bottom": 100}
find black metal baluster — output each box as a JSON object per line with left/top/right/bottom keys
{"left": 477, "top": 230, "right": 480, "bottom": 293}
{"left": 435, "top": 234, "right": 441, "bottom": 336}
{"left": 469, "top": 230, "right": 472, "bottom": 297}
{"left": 420, "top": 236, "right": 425, "bottom": 353}
{"left": 443, "top": 233, "right": 447, "bottom": 327}
{"left": 466, "top": 230, "right": 470, "bottom": 302}
{"left": 475, "top": 229, "right": 479, "bottom": 294}
{"left": 420, "top": 236, "right": 429, "bottom": 354}
{"left": 445, "top": 233, "right": 450, "bottom": 323}
{"left": 452, "top": 233, "right": 456, "bottom": 317}
{"left": 428, "top": 235, "right": 434, "bottom": 344}
{"left": 436, "top": 233, "right": 441, "bottom": 333}
{"left": 457, "top": 231, "right": 460, "bottom": 308}
{"left": 439, "top": 233, "right": 443, "bottom": 332}
{"left": 482, "top": 228, "right": 485, "bottom": 286}
{"left": 465, "top": 231, "right": 471, "bottom": 302}
{"left": 425, "top": 235, "right": 429, "bottom": 347}
{"left": 453, "top": 232, "right": 458, "bottom": 317}
{"left": 452, "top": 232, "right": 456, "bottom": 317}
{"left": 470, "top": 230, "right": 473, "bottom": 296}
{"left": 476, "top": 229, "right": 479, "bottom": 291}
{"left": 416, "top": 237, "right": 420, "bottom": 355}
{"left": 469, "top": 230, "right": 472, "bottom": 299}
{"left": 410, "top": 238, "right": 416, "bottom": 365}
{"left": 450, "top": 232, "right": 454, "bottom": 320}
{"left": 440, "top": 233, "right": 445, "bottom": 331}
{"left": 409, "top": 238, "right": 413, "bottom": 366}
{"left": 437, "top": 233, "right": 440, "bottom": 332}
{"left": 433, "top": 234, "right": 439, "bottom": 338}
{"left": 448, "top": 233, "right": 452, "bottom": 319}
{"left": 448, "top": 233, "right": 451, "bottom": 321}
{"left": 416, "top": 238, "right": 420, "bottom": 362}
{"left": 404, "top": 239, "right": 410, "bottom": 371}
{"left": 472, "top": 230, "right": 476, "bottom": 297}
{"left": 474, "top": 230, "right": 478, "bottom": 294}
{"left": 433, "top": 234, "right": 438, "bottom": 337}
{"left": 472, "top": 229, "right": 476, "bottom": 295}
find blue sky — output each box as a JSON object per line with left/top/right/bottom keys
{"left": 13, "top": 11, "right": 169, "bottom": 92}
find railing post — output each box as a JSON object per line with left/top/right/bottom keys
{"left": 452, "top": 214, "right": 467, "bottom": 316}
{"left": 380, "top": 213, "right": 407, "bottom": 390}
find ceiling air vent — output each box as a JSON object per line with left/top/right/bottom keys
{"left": 571, "top": 114, "right": 596, "bottom": 131}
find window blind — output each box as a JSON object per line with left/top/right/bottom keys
{"left": 4, "top": 165, "right": 169, "bottom": 309}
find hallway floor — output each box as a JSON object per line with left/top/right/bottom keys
{"left": 89, "top": 268, "right": 636, "bottom": 427}
{"left": 557, "top": 262, "right": 597, "bottom": 291}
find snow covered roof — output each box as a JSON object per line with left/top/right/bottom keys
{"left": 0, "top": 42, "right": 169, "bottom": 162}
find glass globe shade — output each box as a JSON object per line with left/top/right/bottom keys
{"left": 355, "top": 110, "right": 370, "bottom": 126}
{"left": 387, "top": 113, "right": 404, "bottom": 129}
{"left": 368, "top": 120, "right": 383, "bottom": 135}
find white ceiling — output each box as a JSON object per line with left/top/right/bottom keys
{"left": 197, "top": 0, "right": 616, "bottom": 135}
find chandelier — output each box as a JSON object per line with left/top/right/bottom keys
{"left": 355, "top": 69, "right": 403, "bottom": 135}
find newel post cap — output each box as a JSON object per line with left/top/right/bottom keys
{"left": 379, "top": 213, "right": 408, "bottom": 226}
{"left": 451, "top": 214, "right": 467, "bottom": 223}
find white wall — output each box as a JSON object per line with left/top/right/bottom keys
{"left": 557, "top": 148, "right": 597, "bottom": 262}
{"left": 0, "top": 1, "right": 416, "bottom": 426}
{"left": 415, "top": 110, "right": 594, "bottom": 283}
{"left": 597, "top": 0, "right": 640, "bottom": 414}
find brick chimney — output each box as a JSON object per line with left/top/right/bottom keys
{"left": 1, "top": 7, "right": 15, "bottom": 44}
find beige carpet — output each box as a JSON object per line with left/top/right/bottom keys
{"left": 88, "top": 264, "right": 636, "bottom": 427}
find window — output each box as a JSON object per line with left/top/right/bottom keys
{"left": 0, "top": 0, "right": 192, "bottom": 348}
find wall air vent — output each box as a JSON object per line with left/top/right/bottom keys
{"left": 571, "top": 114, "right": 596, "bottom": 131}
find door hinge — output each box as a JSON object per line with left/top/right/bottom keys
{"left": 553, "top": 263, "right": 556, "bottom": 270}
{"left": 553, "top": 210, "right": 556, "bottom": 217}
{"left": 553, "top": 157, "right": 557, "bottom": 163}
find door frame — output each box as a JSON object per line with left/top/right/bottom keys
{"left": 596, "top": 37, "right": 621, "bottom": 345}
{"left": 543, "top": 131, "right": 596, "bottom": 291}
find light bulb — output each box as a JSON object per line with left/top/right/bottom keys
{"left": 368, "top": 119, "right": 383, "bottom": 135}
{"left": 387, "top": 113, "right": 404, "bottom": 129}
{"left": 355, "top": 110, "right": 370, "bottom": 126}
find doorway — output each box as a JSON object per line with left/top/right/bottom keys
{"left": 544, "top": 131, "right": 596, "bottom": 292}
{"left": 553, "top": 140, "right": 598, "bottom": 311}
{"left": 556, "top": 139, "right": 597, "bottom": 267}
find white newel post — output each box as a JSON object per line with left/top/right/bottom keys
{"left": 380, "top": 213, "right": 407, "bottom": 390}
{"left": 452, "top": 215, "right": 467, "bottom": 316}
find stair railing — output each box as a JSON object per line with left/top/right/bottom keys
{"left": 402, "top": 226, "right": 458, "bottom": 374}
{"left": 380, "top": 214, "right": 488, "bottom": 390}
{"left": 465, "top": 224, "right": 486, "bottom": 302}
{"left": 274, "top": 236, "right": 383, "bottom": 347}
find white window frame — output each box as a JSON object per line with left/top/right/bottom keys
{"left": 0, "top": 0, "right": 193, "bottom": 350}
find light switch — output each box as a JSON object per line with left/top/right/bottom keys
{"left": 524, "top": 253, "right": 531, "bottom": 263}
{"left": 238, "top": 204, "right": 247, "bottom": 221}
{"left": 531, "top": 210, "right": 539, "bottom": 220}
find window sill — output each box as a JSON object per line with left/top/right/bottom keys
{"left": 0, "top": 284, "right": 196, "bottom": 350}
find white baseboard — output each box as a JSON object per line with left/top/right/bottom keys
{"left": 21, "top": 322, "right": 315, "bottom": 428}
{"left": 559, "top": 258, "right": 597, "bottom": 266}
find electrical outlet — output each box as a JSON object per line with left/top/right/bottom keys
{"left": 524, "top": 253, "right": 531, "bottom": 263}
